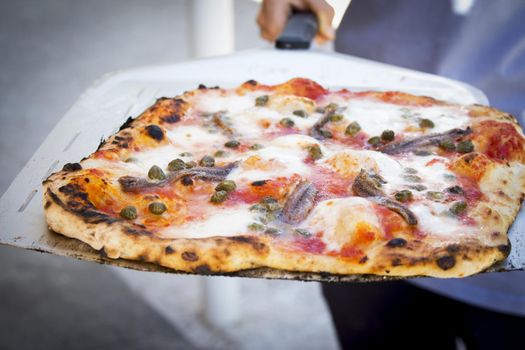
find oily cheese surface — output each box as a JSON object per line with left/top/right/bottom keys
{"left": 43, "top": 78, "right": 525, "bottom": 278}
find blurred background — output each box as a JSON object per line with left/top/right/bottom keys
{"left": 0, "top": 0, "right": 351, "bottom": 349}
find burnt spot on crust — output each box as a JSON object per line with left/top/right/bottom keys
{"left": 436, "top": 255, "right": 456, "bottom": 270}
{"left": 251, "top": 180, "right": 269, "bottom": 186}
{"left": 359, "top": 256, "right": 368, "bottom": 264}
{"left": 44, "top": 200, "right": 52, "bottom": 209}
{"left": 497, "top": 242, "right": 511, "bottom": 257}
{"left": 446, "top": 244, "right": 460, "bottom": 254}
{"left": 194, "top": 264, "right": 212, "bottom": 274}
{"left": 96, "top": 137, "right": 107, "bottom": 151}
{"left": 78, "top": 209, "right": 120, "bottom": 224}
{"left": 182, "top": 251, "right": 198, "bottom": 262}
{"left": 99, "top": 247, "right": 108, "bottom": 258}
{"left": 386, "top": 238, "right": 407, "bottom": 248}
{"left": 59, "top": 184, "right": 89, "bottom": 202}
{"left": 119, "top": 116, "right": 135, "bottom": 131}
{"left": 198, "top": 84, "right": 207, "bottom": 89}
{"left": 165, "top": 246, "right": 176, "bottom": 254}
{"left": 163, "top": 114, "right": 181, "bottom": 123}
{"left": 228, "top": 236, "right": 267, "bottom": 252}
{"left": 111, "top": 133, "right": 132, "bottom": 149}
{"left": 62, "top": 162, "right": 82, "bottom": 172}
{"left": 245, "top": 79, "right": 258, "bottom": 86}
{"left": 145, "top": 125, "right": 164, "bottom": 141}
{"left": 391, "top": 258, "right": 402, "bottom": 267}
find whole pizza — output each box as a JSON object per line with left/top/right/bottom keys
{"left": 43, "top": 78, "right": 525, "bottom": 278}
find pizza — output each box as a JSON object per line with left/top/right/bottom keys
{"left": 42, "top": 78, "right": 525, "bottom": 278}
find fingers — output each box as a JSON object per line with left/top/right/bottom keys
{"left": 306, "top": 0, "right": 335, "bottom": 42}
{"left": 257, "top": 0, "right": 335, "bottom": 43}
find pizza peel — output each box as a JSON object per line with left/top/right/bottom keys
{"left": 0, "top": 13, "right": 523, "bottom": 282}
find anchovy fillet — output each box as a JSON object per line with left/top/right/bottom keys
{"left": 378, "top": 127, "right": 472, "bottom": 155}
{"left": 119, "top": 162, "right": 238, "bottom": 193}
{"left": 309, "top": 104, "right": 337, "bottom": 140}
{"left": 281, "top": 181, "right": 318, "bottom": 224}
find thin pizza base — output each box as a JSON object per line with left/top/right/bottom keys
{"left": 43, "top": 79, "right": 523, "bottom": 278}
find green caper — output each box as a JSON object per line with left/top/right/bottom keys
{"left": 248, "top": 222, "right": 265, "bottom": 231}
{"left": 214, "top": 150, "right": 227, "bottom": 157}
{"left": 426, "top": 191, "right": 444, "bottom": 201}
{"left": 255, "top": 95, "right": 269, "bottom": 106}
{"left": 368, "top": 136, "right": 381, "bottom": 146}
{"left": 324, "top": 103, "right": 338, "bottom": 112}
{"left": 394, "top": 190, "right": 413, "bottom": 203}
{"left": 167, "top": 158, "right": 186, "bottom": 172}
{"left": 439, "top": 138, "right": 456, "bottom": 151}
{"left": 120, "top": 206, "right": 137, "bottom": 220}
{"left": 457, "top": 140, "right": 474, "bottom": 153}
{"left": 125, "top": 157, "right": 138, "bottom": 163}
{"left": 403, "top": 174, "right": 422, "bottom": 183}
{"left": 293, "top": 110, "right": 308, "bottom": 118}
{"left": 404, "top": 167, "right": 418, "bottom": 174}
{"left": 185, "top": 160, "right": 197, "bottom": 168}
{"left": 224, "top": 140, "right": 240, "bottom": 149}
{"left": 179, "top": 152, "right": 192, "bottom": 157}
{"left": 447, "top": 185, "right": 464, "bottom": 195}
{"left": 330, "top": 114, "right": 344, "bottom": 122}
{"left": 199, "top": 155, "right": 215, "bottom": 167}
{"left": 450, "top": 201, "right": 467, "bottom": 215}
{"left": 250, "top": 203, "right": 267, "bottom": 212}
{"left": 319, "top": 129, "right": 333, "bottom": 138}
{"left": 215, "top": 180, "right": 236, "bottom": 192}
{"left": 307, "top": 144, "right": 323, "bottom": 160}
{"left": 250, "top": 143, "right": 263, "bottom": 150}
{"left": 148, "top": 165, "right": 166, "bottom": 180}
{"left": 345, "top": 121, "right": 361, "bottom": 136}
{"left": 210, "top": 190, "right": 228, "bottom": 203}
{"left": 148, "top": 202, "right": 167, "bottom": 215}
{"left": 279, "top": 118, "right": 295, "bottom": 128}
{"left": 261, "top": 196, "right": 280, "bottom": 212}
{"left": 381, "top": 130, "right": 395, "bottom": 142}
{"left": 419, "top": 118, "right": 435, "bottom": 128}
{"left": 295, "top": 228, "right": 312, "bottom": 237}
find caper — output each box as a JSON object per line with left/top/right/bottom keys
{"left": 404, "top": 174, "right": 422, "bottom": 183}
{"left": 279, "top": 118, "right": 295, "bottom": 128}
{"left": 149, "top": 202, "right": 167, "bottom": 215}
{"left": 324, "top": 103, "right": 338, "bottom": 112}
{"left": 250, "top": 203, "right": 266, "bottom": 212}
{"left": 345, "top": 121, "right": 361, "bottom": 136}
{"left": 330, "top": 114, "right": 344, "bottom": 122}
{"left": 250, "top": 143, "right": 263, "bottom": 150}
{"left": 419, "top": 118, "right": 435, "bottom": 128}
{"left": 224, "top": 140, "right": 240, "bottom": 149}
{"left": 295, "top": 228, "right": 312, "bottom": 237}
{"left": 120, "top": 206, "right": 137, "bottom": 220}
{"left": 185, "top": 160, "right": 197, "bottom": 168}
{"left": 447, "top": 185, "right": 464, "bottom": 195}
{"left": 319, "top": 129, "right": 333, "bottom": 138}
{"left": 168, "top": 158, "right": 186, "bottom": 172}
{"left": 214, "top": 150, "right": 227, "bottom": 157}
{"left": 179, "top": 152, "right": 192, "bottom": 157}
{"left": 307, "top": 144, "right": 323, "bottom": 160}
{"left": 199, "top": 155, "right": 215, "bottom": 167}
{"left": 395, "top": 190, "right": 413, "bottom": 203}
{"left": 368, "top": 136, "right": 381, "bottom": 146}
{"left": 404, "top": 167, "right": 418, "bottom": 174}
{"left": 215, "top": 180, "right": 236, "bottom": 192}
{"left": 457, "top": 140, "right": 474, "bottom": 153}
{"left": 264, "top": 227, "right": 280, "bottom": 235}
{"left": 439, "top": 138, "right": 456, "bottom": 151}
{"left": 210, "top": 190, "right": 228, "bottom": 203}
{"left": 414, "top": 150, "right": 432, "bottom": 156}
{"left": 148, "top": 165, "right": 166, "bottom": 180}
{"left": 293, "top": 110, "right": 308, "bottom": 118}
{"left": 381, "top": 130, "right": 395, "bottom": 142}
{"left": 426, "top": 191, "right": 444, "bottom": 201}
{"left": 255, "top": 95, "right": 269, "bottom": 106}
{"left": 450, "top": 201, "right": 467, "bottom": 215}
{"left": 125, "top": 157, "right": 138, "bottom": 163}
{"left": 261, "top": 196, "right": 280, "bottom": 212}
{"left": 248, "top": 222, "right": 265, "bottom": 231}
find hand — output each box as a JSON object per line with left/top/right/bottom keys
{"left": 257, "top": 0, "right": 335, "bottom": 44}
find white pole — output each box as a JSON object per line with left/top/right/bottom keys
{"left": 188, "top": 0, "right": 240, "bottom": 328}
{"left": 189, "top": 0, "right": 235, "bottom": 58}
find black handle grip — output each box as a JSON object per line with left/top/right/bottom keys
{"left": 275, "top": 11, "right": 318, "bottom": 50}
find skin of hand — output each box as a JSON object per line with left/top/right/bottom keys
{"left": 257, "top": 0, "right": 336, "bottom": 44}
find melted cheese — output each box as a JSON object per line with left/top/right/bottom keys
{"left": 167, "top": 125, "right": 228, "bottom": 149}
{"left": 410, "top": 202, "right": 474, "bottom": 237}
